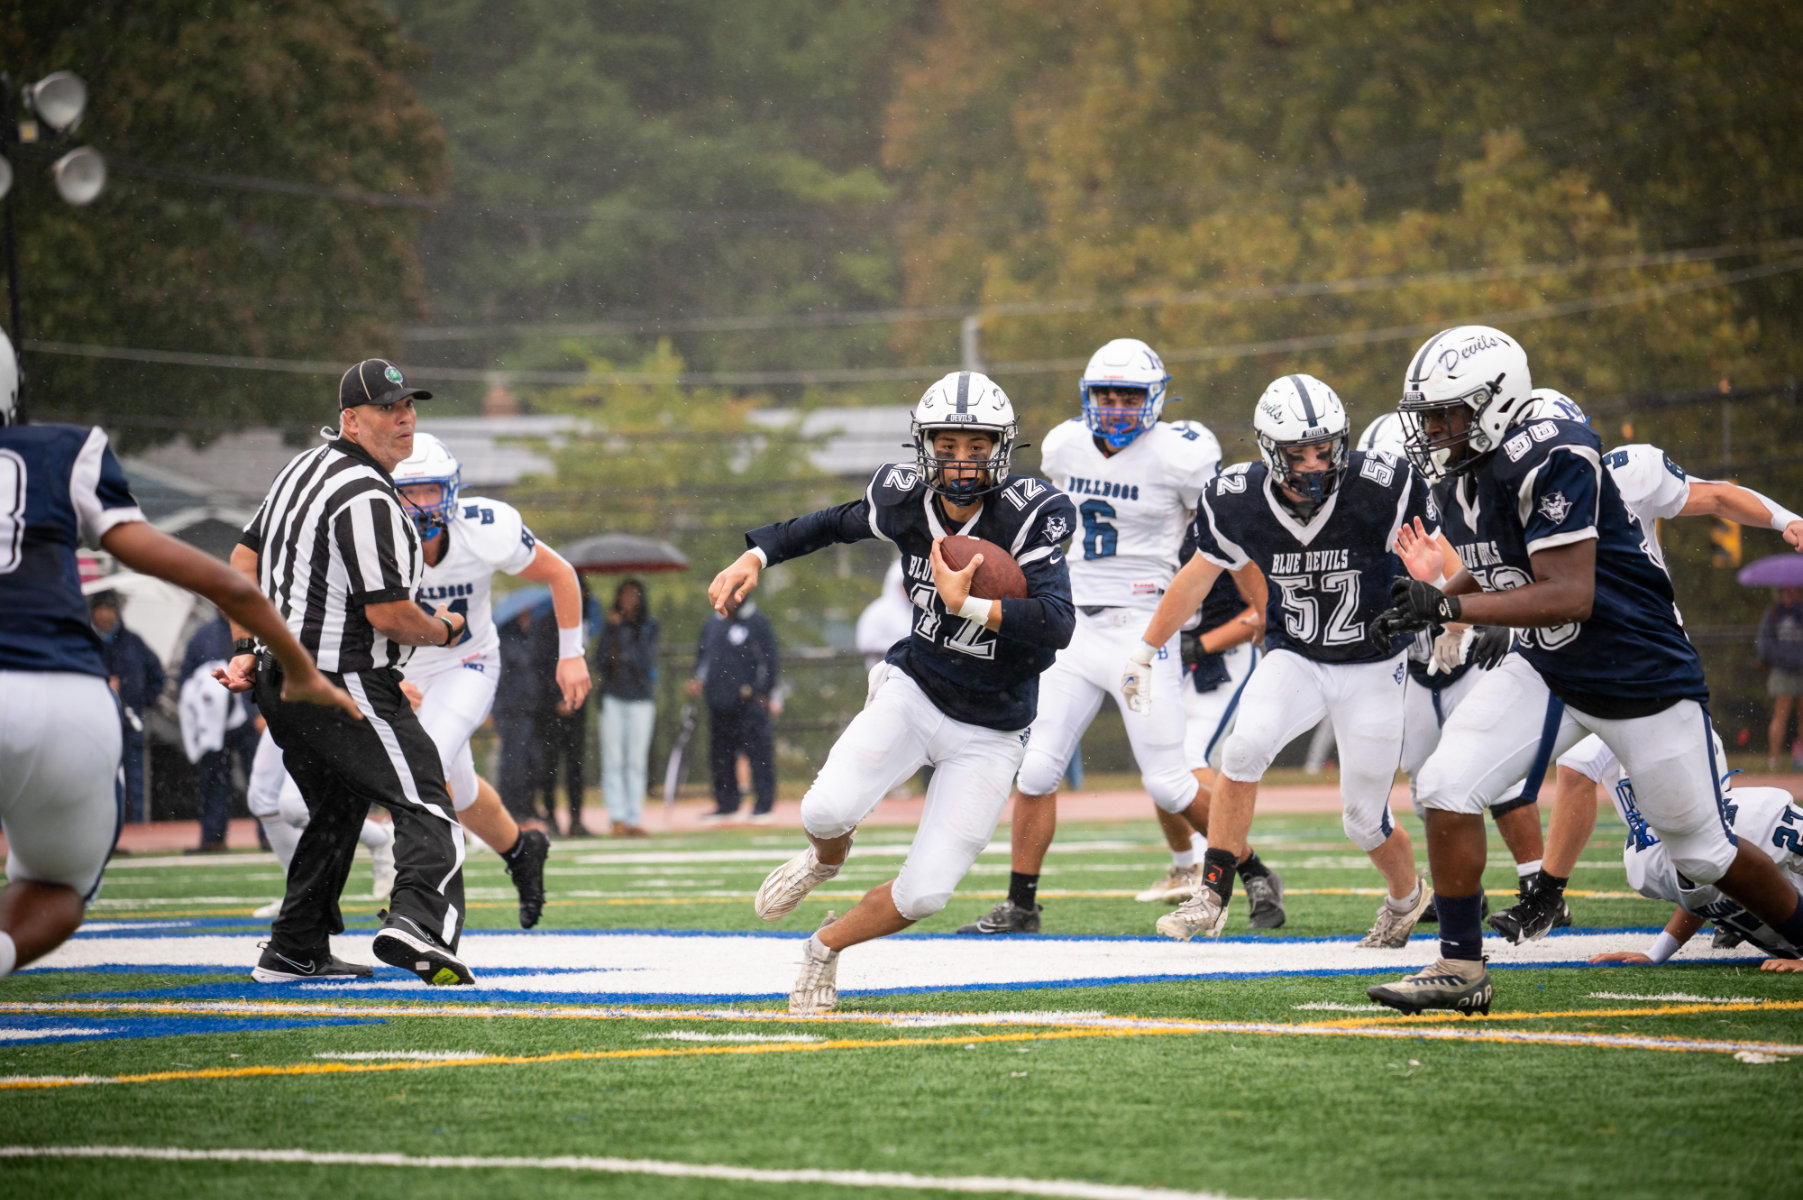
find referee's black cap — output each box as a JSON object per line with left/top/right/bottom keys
{"left": 339, "top": 358, "right": 433, "bottom": 410}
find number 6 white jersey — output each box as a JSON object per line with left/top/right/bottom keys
{"left": 1038, "top": 418, "right": 1219, "bottom": 609}
{"left": 407, "top": 495, "right": 540, "bottom": 674}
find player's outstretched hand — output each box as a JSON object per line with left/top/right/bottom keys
{"left": 1393, "top": 516, "right": 1442, "bottom": 582}
{"left": 280, "top": 663, "right": 364, "bottom": 720}
{"left": 401, "top": 680, "right": 425, "bottom": 711}
{"left": 555, "top": 656, "right": 592, "bottom": 711}
{"left": 1428, "top": 626, "right": 1466, "bottom": 675}
{"left": 709, "top": 551, "right": 762, "bottom": 616}
{"left": 1760, "top": 957, "right": 1803, "bottom": 972}
{"left": 1467, "top": 625, "right": 1513, "bottom": 669}
{"left": 1785, "top": 520, "right": 1803, "bottom": 551}
{"left": 1589, "top": 951, "right": 1655, "bottom": 965}
{"left": 928, "top": 537, "right": 980, "bottom": 611}
{"left": 212, "top": 653, "right": 259, "bottom": 694}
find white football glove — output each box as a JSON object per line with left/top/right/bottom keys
{"left": 1121, "top": 640, "right": 1157, "bottom": 716}
{"left": 1427, "top": 627, "right": 1470, "bottom": 676}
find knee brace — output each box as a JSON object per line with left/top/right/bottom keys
{"left": 1341, "top": 804, "right": 1392, "bottom": 854}
{"left": 1143, "top": 764, "right": 1199, "bottom": 815}
{"left": 1015, "top": 748, "right": 1066, "bottom": 799}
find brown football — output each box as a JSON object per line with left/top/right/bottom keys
{"left": 940, "top": 534, "right": 1029, "bottom": 600}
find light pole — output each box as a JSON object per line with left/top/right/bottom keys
{"left": 0, "top": 69, "right": 106, "bottom": 423}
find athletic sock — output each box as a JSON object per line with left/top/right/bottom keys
{"left": 1516, "top": 858, "right": 1542, "bottom": 880}
{"left": 1201, "top": 847, "right": 1238, "bottom": 903}
{"left": 0, "top": 931, "right": 15, "bottom": 978}
{"left": 1437, "top": 892, "right": 1486, "bottom": 962}
{"left": 1386, "top": 881, "right": 1423, "bottom": 913}
{"left": 1008, "top": 871, "right": 1040, "bottom": 910}
{"left": 1236, "top": 851, "right": 1271, "bottom": 881}
{"left": 1171, "top": 846, "right": 1199, "bottom": 869}
{"left": 1533, "top": 869, "right": 1569, "bottom": 896}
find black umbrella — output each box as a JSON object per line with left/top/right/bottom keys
{"left": 559, "top": 533, "right": 689, "bottom": 574}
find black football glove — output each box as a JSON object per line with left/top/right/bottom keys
{"left": 1369, "top": 577, "right": 1461, "bottom": 650}
{"left": 1466, "top": 624, "right": 1513, "bottom": 670}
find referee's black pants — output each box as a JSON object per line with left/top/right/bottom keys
{"left": 257, "top": 663, "right": 466, "bottom": 955}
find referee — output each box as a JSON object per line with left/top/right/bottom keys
{"left": 218, "top": 359, "right": 475, "bottom": 986}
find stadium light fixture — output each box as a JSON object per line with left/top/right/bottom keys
{"left": 1, "top": 68, "right": 105, "bottom": 423}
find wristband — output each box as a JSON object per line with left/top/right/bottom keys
{"left": 957, "top": 594, "right": 992, "bottom": 624}
{"left": 1749, "top": 487, "right": 1803, "bottom": 532}
{"left": 438, "top": 616, "right": 456, "bottom": 646}
{"left": 232, "top": 637, "right": 258, "bottom": 657}
{"left": 558, "top": 624, "right": 585, "bottom": 660}
{"left": 1646, "top": 930, "right": 1681, "bottom": 964}
{"left": 748, "top": 546, "right": 769, "bottom": 567}
{"left": 1129, "top": 639, "right": 1157, "bottom": 666}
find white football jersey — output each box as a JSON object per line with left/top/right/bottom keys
{"left": 407, "top": 495, "right": 540, "bottom": 673}
{"left": 1038, "top": 419, "right": 1219, "bottom": 608}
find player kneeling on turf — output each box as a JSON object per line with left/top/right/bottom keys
{"left": 709, "top": 372, "right": 1075, "bottom": 1013}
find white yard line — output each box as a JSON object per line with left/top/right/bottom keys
{"left": 1586, "top": 992, "right": 1771, "bottom": 1005}
{"left": 0, "top": 1027, "right": 112, "bottom": 1041}
{"left": 641, "top": 1031, "right": 826, "bottom": 1043}
{"left": 0, "top": 1145, "right": 1280, "bottom": 1200}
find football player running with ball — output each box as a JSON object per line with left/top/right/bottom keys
{"left": 956, "top": 339, "right": 1280, "bottom": 935}
{"left": 1367, "top": 325, "right": 1803, "bottom": 1015}
{"left": 1125, "top": 374, "right": 1435, "bottom": 945}
{"left": 710, "top": 372, "right": 1075, "bottom": 1012}
{"left": 388, "top": 432, "right": 590, "bottom": 927}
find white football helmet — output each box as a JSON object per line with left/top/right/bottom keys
{"left": 1253, "top": 373, "right": 1350, "bottom": 504}
{"left": 0, "top": 328, "right": 17, "bottom": 426}
{"left": 1356, "top": 412, "right": 1407, "bottom": 457}
{"left": 910, "top": 371, "right": 1018, "bottom": 501}
{"left": 1079, "top": 338, "right": 1170, "bottom": 450}
{"left": 1516, "top": 387, "right": 1587, "bottom": 426}
{"left": 392, "top": 431, "right": 462, "bottom": 538}
{"left": 1398, "top": 325, "right": 1533, "bottom": 482}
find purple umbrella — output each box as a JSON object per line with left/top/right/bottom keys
{"left": 1736, "top": 553, "right": 1803, "bottom": 588}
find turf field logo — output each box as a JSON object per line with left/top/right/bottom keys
{"left": 1537, "top": 491, "right": 1572, "bottom": 524}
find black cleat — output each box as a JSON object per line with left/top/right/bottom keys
{"left": 956, "top": 899, "right": 1041, "bottom": 934}
{"left": 1712, "top": 925, "right": 1746, "bottom": 950}
{"left": 252, "top": 942, "right": 373, "bottom": 983}
{"left": 504, "top": 828, "right": 551, "bottom": 929}
{"left": 1488, "top": 878, "right": 1565, "bottom": 945}
{"left": 372, "top": 917, "right": 475, "bottom": 986}
{"left": 1367, "top": 957, "right": 1493, "bottom": 1016}
{"left": 1242, "top": 870, "right": 1286, "bottom": 930}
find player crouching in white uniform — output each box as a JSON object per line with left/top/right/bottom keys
{"left": 1579, "top": 734, "right": 1803, "bottom": 972}
{"left": 1127, "top": 375, "right": 1435, "bottom": 946}
{"left": 954, "top": 340, "right": 1283, "bottom": 934}
{"left": 389, "top": 433, "right": 591, "bottom": 927}
{"left": 713, "top": 372, "right": 1076, "bottom": 1012}
{"left": 247, "top": 728, "right": 395, "bottom": 918}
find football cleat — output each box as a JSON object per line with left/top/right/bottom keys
{"left": 251, "top": 942, "right": 372, "bottom": 983}
{"left": 504, "top": 828, "right": 551, "bottom": 929}
{"left": 1242, "top": 870, "right": 1286, "bottom": 930}
{"left": 1357, "top": 873, "right": 1432, "bottom": 948}
{"left": 1367, "top": 957, "right": 1493, "bottom": 1016}
{"left": 755, "top": 845, "right": 842, "bottom": 921}
{"left": 1712, "top": 925, "right": 1746, "bottom": 950}
{"left": 370, "top": 837, "right": 397, "bottom": 902}
{"left": 1487, "top": 877, "right": 1567, "bottom": 945}
{"left": 790, "top": 914, "right": 840, "bottom": 1014}
{"left": 1134, "top": 864, "right": 1202, "bottom": 904}
{"left": 372, "top": 918, "right": 475, "bottom": 986}
{"left": 956, "top": 899, "right": 1041, "bottom": 935}
{"left": 1156, "top": 887, "right": 1230, "bottom": 941}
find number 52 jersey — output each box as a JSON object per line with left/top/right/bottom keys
{"left": 1187, "top": 450, "right": 1436, "bottom": 663}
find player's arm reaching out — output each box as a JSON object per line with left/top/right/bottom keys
{"left": 1589, "top": 909, "right": 1705, "bottom": 966}
{"left": 710, "top": 499, "right": 872, "bottom": 616}
{"left": 1678, "top": 480, "right": 1803, "bottom": 550}
{"left": 514, "top": 543, "right": 592, "bottom": 710}
{"left": 99, "top": 523, "right": 359, "bottom": 718}
{"left": 1122, "top": 551, "right": 1261, "bottom": 714}
{"left": 1393, "top": 517, "right": 1511, "bottom": 672}
{"left": 1199, "top": 564, "right": 1268, "bottom": 655}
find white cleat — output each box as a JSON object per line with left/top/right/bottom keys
{"left": 1134, "top": 863, "right": 1202, "bottom": 904}
{"left": 789, "top": 914, "right": 840, "bottom": 1014}
{"left": 370, "top": 838, "right": 397, "bottom": 902}
{"left": 252, "top": 898, "right": 282, "bottom": 920}
{"left": 1358, "top": 871, "right": 1433, "bottom": 949}
{"left": 1155, "top": 888, "right": 1231, "bottom": 941}
{"left": 755, "top": 845, "right": 841, "bottom": 922}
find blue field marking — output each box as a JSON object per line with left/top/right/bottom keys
{"left": 0, "top": 1014, "right": 385, "bottom": 1046}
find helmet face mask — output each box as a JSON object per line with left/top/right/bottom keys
{"left": 910, "top": 371, "right": 1018, "bottom": 501}
{"left": 1399, "top": 325, "right": 1532, "bottom": 482}
{"left": 391, "top": 431, "right": 462, "bottom": 539}
{"left": 1080, "top": 338, "right": 1169, "bottom": 450}
{"left": 1253, "top": 373, "right": 1350, "bottom": 507}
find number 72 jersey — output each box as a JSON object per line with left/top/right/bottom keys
{"left": 1187, "top": 451, "right": 1435, "bottom": 663}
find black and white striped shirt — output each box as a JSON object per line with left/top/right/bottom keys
{"left": 239, "top": 437, "right": 423, "bottom": 675}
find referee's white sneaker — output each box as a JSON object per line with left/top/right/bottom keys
{"left": 372, "top": 917, "right": 475, "bottom": 986}
{"left": 755, "top": 844, "right": 841, "bottom": 921}
{"left": 790, "top": 916, "right": 840, "bottom": 1014}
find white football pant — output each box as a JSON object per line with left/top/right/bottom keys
{"left": 249, "top": 727, "right": 392, "bottom": 872}
{"left": 802, "top": 667, "right": 1026, "bottom": 921}
{"left": 0, "top": 671, "right": 121, "bottom": 899}
{"left": 1416, "top": 652, "right": 1737, "bottom": 882}
{"left": 1181, "top": 642, "right": 1259, "bottom": 772}
{"left": 411, "top": 658, "right": 499, "bottom": 812}
{"left": 1016, "top": 609, "right": 1193, "bottom": 811}
{"left": 1218, "top": 648, "right": 1407, "bottom": 853}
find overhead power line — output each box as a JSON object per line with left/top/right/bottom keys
{"left": 26, "top": 252, "right": 1803, "bottom": 390}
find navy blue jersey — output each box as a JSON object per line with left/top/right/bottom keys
{"left": 1188, "top": 450, "right": 1434, "bottom": 664}
{"left": 1435, "top": 418, "right": 1706, "bottom": 711}
{"left": 0, "top": 424, "right": 144, "bottom": 677}
{"left": 747, "top": 463, "right": 1076, "bottom": 731}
